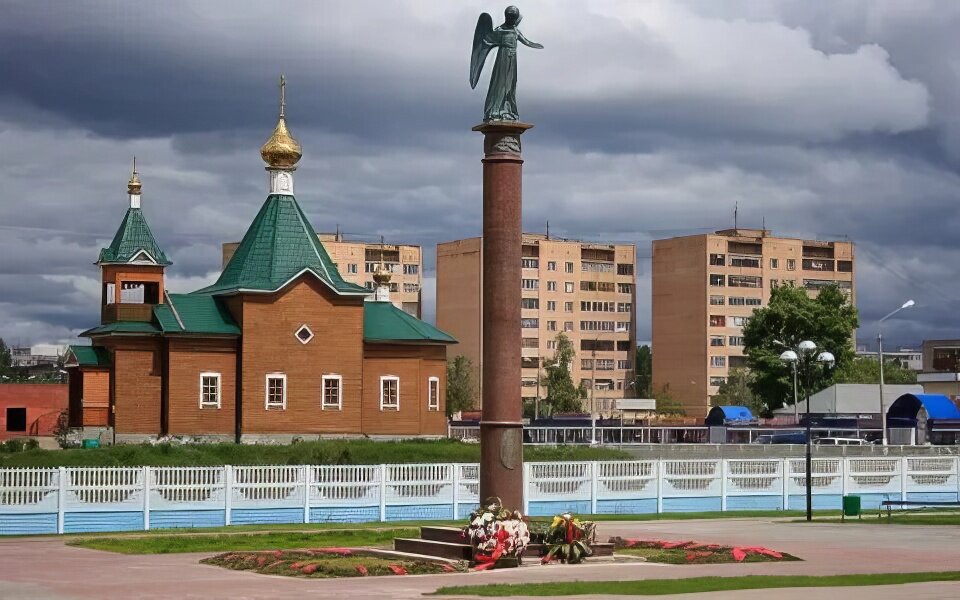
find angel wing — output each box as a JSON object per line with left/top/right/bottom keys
{"left": 470, "top": 12, "right": 495, "bottom": 89}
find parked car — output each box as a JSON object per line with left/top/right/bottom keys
{"left": 814, "top": 437, "right": 869, "bottom": 446}
{"left": 754, "top": 433, "right": 806, "bottom": 444}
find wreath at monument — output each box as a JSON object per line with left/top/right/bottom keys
{"left": 464, "top": 496, "right": 530, "bottom": 569}
{"left": 541, "top": 513, "right": 597, "bottom": 564}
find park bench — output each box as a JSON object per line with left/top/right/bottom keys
{"left": 879, "top": 499, "right": 960, "bottom": 518}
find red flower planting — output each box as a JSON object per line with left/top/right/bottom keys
{"left": 301, "top": 564, "right": 319, "bottom": 575}
{"left": 388, "top": 565, "right": 408, "bottom": 576}
{"left": 355, "top": 565, "right": 369, "bottom": 576}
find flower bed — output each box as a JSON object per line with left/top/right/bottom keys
{"left": 609, "top": 538, "right": 800, "bottom": 564}
{"left": 465, "top": 497, "right": 530, "bottom": 569}
{"left": 200, "top": 548, "right": 467, "bottom": 578}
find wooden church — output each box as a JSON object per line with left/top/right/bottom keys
{"left": 65, "top": 80, "right": 455, "bottom": 443}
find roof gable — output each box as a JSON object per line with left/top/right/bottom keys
{"left": 98, "top": 207, "right": 171, "bottom": 266}
{"left": 363, "top": 301, "right": 456, "bottom": 344}
{"left": 65, "top": 345, "right": 111, "bottom": 367}
{"left": 195, "top": 194, "right": 367, "bottom": 296}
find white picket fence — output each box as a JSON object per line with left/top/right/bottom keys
{"left": 0, "top": 457, "right": 957, "bottom": 534}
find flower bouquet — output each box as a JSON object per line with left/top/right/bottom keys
{"left": 541, "top": 513, "right": 597, "bottom": 564}
{"left": 464, "top": 496, "right": 530, "bottom": 569}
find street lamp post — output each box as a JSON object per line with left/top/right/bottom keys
{"left": 877, "top": 300, "right": 915, "bottom": 446}
{"left": 780, "top": 341, "right": 834, "bottom": 522}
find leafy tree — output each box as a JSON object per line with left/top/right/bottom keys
{"left": 711, "top": 368, "right": 766, "bottom": 415}
{"left": 634, "top": 345, "right": 652, "bottom": 397}
{"left": 743, "top": 284, "right": 858, "bottom": 411}
{"left": 832, "top": 356, "right": 917, "bottom": 385}
{"left": 0, "top": 338, "right": 11, "bottom": 378}
{"left": 445, "top": 355, "right": 476, "bottom": 416}
{"left": 654, "top": 384, "right": 686, "bottom": 417}
{"left": 541, "top": 333, "right": 584, "bottom": 414}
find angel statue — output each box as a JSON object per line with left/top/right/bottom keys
{"left": 470, "top": 6, "right": 543, "bottom": 122}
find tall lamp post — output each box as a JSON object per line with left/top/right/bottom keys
{"left": 780, "top": 341, "right": 835, "bottom": 522}
{"left": 878, "top": 299, "right": 915, "bottom": 446}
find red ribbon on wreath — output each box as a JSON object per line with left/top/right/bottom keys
{"left": 472, "top": 528, "right": 509, "bottom": 571}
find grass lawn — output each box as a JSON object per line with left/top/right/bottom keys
{"left": 68, "top": 527, "right": 421, "bottom": 554}
{"left": 812, "top": 511, "right": 960, "bottom": 526}
{"left": 432, "top": 572, "right": 960, "bottom": 596}
{"left": 0, "top": 439, "right": 629, "bottom": 468}
{"left": 615, "top": 546, "right": 798, "bottom": 564}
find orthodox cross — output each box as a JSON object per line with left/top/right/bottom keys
{"left": 279, "top": 75, "right": 286, "bottom": 118}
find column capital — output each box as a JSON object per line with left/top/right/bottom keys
{"left": 473, "top": 121, "right": 534, "bottom": 157}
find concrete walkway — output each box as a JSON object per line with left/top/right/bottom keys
{"left": 0, "top": 518, "right": 957, "bottom": 599}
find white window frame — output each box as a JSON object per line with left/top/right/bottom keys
{"left": 295, "top": 324, "right": 314, "bottom": 345}
{"left": 380, "top": 375, "right": 400, "bottom": 411}
{"left": 321, "top": 374, "right": 343, "bottom": 410}
{"left": 199, "top": 372, "right": 222, "bottom": 409}
{"left": 427, "top": 376, "right": 440, "bottom": 411}
{"left": 265, "top": 373, "right": 287, "bottom": 410}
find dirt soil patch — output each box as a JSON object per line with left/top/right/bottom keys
{"left": 609, "top": 537, "right": 800, "bottom": 564}
{"left": 201, "top": 548, "right": 468, "bottom": 578}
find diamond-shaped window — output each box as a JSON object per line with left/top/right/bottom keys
{"left": 295, "top": 325, "right": 314, "bottom": 344}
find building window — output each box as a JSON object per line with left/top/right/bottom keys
{"left": 322, "top": 374, "right": 342, "bottom": 410}
{"left": 265, "top": 374, "right": 286, "bottom": 410}
{"left": 521, "top": 377, "right": 538, "bottom": 388}
{"left": 582, "top": 261, "right": 614, "bottom": 273}
{"left": 730, "top": 255, "right": 761, "bottom": 268}
{"left": 837, "top": 260, "right": 853, "bottom": 273}
{"left": 596, "top": 359, "right": 615, "bottom": 370}
{"left": 709, "top": 315, "right": 726, "bottom": 327}
{"left": 618, "top": 283, "right": 632, "bottom": 294}
{"left": 786, "top": 259, "right": 796, "bottom": 271}
{"left": 379, "top": 376, "right": 400, "bottom": 411}
{"left": 709, "top": 274, "right": 725, "bottom": 287}
{"left": 546, "top": 300, "right": 556, "bottom": 311}
{"left": 618, "top": 360, "right": 631, "bottom": 369}
{"left": 564, "top": 301, "right": 574, "bottom": 312}
{"left": 522, "top": 279, "right": 539, "bottom": 290}
{"left": 710, "top": 376, "right": 726, "bottom": 386}
{"left": 546, "top": 340, "right": 557, "bottom": 350}
{"left": 295, "top": 324, "right": 314, "bottom": 344}
{"left": 565, "top": 262, "right": 574, "bottom": 273}
{"left": 617, "top": 302, "right": 631, "bottom": 312}
{"left": 547, "top": 320, "right": 557, "bottom": 331}
{"left": 616, "top": 321, "right": 630, "bottom": 331}
{"left": 769, "top": 258, "right": 779, "bottom": 269}
{"left": 521, "top": 298, "right": 539, "bottom": 310}
{"left": 5, "top": 407, "right": 26, "bottom": 432}
{"left": 709, "top": 253, "right": 725, "bottom": 266}
{"left": 427, "top": 377, "right": 440, "bottom": 411}
{"left": 728, "top": 336, "right": 745, "bottom": 346}
{"left": 731, "top": 316, "right": 749, "bottom": 327}
{"left": 521, "top": 258, "right": 539, "bottom": 269}
{"left": 403, "top": 264, "right": 419, "bottom": 275}
{"left": 521, "top": 337, "right": 539, "bottom": 348}
{"left": 617, "top": 340, "right": 632, "bottom": 351}
{"left": 546, "top": 281, "right": 556, "bottom": 291}
{"left": 547, "top": 261, "right": 556, "bottom": 271}
{"left": 403, "top": 283, "right": 420, "bottom": 293}
{"left": 710, "top": 335, "right": 725, "bottom": 347}
{"left": 521, "top": 318, "right": 539, "bottom": 328}
{"left": 565, "top": 282, "right": 575, "bottom": 293}
{"left": 347, "top": 263, "right": 358, "bottom": 274}
{"left": 564, "top": 321, "right": 574, "bottom": 332}
{"left": 728, "top": 275, "right": 762, "bottom": 288}
{"left": 580, "top": 320, "right": 615, "bottom": 331}
{"left": 199, "top": 372, "right": 221, "bottom": 409}
{"left": 710, "top": 295, "right": 725, "bottom": 305}
{"left": 710, "top": 356, "right": 727, "bottom": 368}
{"left": 770, "top": 279, "right": 779, "bottom": 288}
{"left": 581, "top": 359, "right": 594, "bottom": 370}
{"left": 617, "top": 263, "right": 633, "bottom": 276}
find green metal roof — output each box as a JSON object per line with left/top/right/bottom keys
{"left": 66, "top": 345, "right": 111, "bottom": 367}
{"left": 98, "top": 207, "right": 171, "bottom": 265}
{"left": 363, "top": 301, "right": 457, "bottom": 344}
{"left": 154, "top": 294, "right": 240, "bottom": 335}
{"left": 80, "top": 321, "right": 161, "bottom": 337}
{"left": 195, "top": 194, "right": 368, "bottom": 296}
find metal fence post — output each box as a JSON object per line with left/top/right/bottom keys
{"left": 143, "top": 465, "right": 151, "bottom": 531}
{"left": 224, "top": 465, "right": 232, "bottom": 527}
{"left": 57, "top": 467, "right": 67, "bottom": 534}
{"left": 720, "top": 459, "right": 727, "bottom": 512}
{"left": 781, "top": 457, "right": 789, "bottom": 511}
{"left": 840, "top": 457, "right": 848, "bottom": 499}
{"left": 379, "top": 464, "right": 387, "bottom": 522}
{"left": 656, "top": 459, "right": 664, "bottom": 514}
{"left": 302, "top": 465, "right": 311, "bottom": 524}
{"left": 900, "top": 456, "right": 909, "bottom": 502}
{"left": 590, "top": 461, "right": 599, "bottom": 515}
{"left": 451, "top": 464, "right": 459, "bottom": 520}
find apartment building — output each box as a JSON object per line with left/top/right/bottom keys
{"left": 223, "top": 235, "right": 422, "bottom": 318}
{"left": 652, "top": 228, "right": 855, "bottom": 417}
{"left": 437, "top": 234, "right": 637, "bottom": 413}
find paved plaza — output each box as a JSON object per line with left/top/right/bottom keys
{"left": 0, "top": 518, "right": 957, "bottom": 599}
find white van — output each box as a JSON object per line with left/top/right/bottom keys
{"left": 815, "top": 437, "right": 869, "bottom": 446}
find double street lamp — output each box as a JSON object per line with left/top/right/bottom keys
{"left": 779, "top": 340, "right": 835, "bottom": 522}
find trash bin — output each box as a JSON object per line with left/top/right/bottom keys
{"left": 81, "top": 439, "right": 100, "bottom": 449}
{"left": 842, "top": 495, "right": 861, "bottom": 520}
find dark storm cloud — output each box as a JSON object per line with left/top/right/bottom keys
{"left": 0, "top": 0, "right": 958, "bottom": 350}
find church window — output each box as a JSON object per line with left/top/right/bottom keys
{"left": 199, "top": 373, "right": 221, "bottom": 408}
{"left": 380, "top": 376, "right": 400, "bottom": 411}
{"left": 295, "top": 324, "right": 314, "bottom": 344}
{"left": 322, "top": 374, "right": 342, "bottom": 410}
{"left": 265, "top": 374, "right": 286, "bottom": 409}
{"left": 427, "top": 377, "right": 440, "bottom": 411}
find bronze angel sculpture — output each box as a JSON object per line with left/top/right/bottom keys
{"left": 470, "top": 6, "right": 543, "bottom": 122}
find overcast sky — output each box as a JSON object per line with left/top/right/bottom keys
{"left": 1, "top": 1, "right": 958, "bottom": 352}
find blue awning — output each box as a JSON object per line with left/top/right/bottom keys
{"left": 888, "top": 393, "right": 960, "bottom": 423}
{"left": 705, "top": 405, "right": 756, "bottom": 426}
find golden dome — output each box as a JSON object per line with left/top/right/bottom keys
{"left": 260, "top": 75, "right": 302, "bottom": 169}
{"left": 372, "top": 263, "right": 392, "bottom": 286}
{"left": 127, "top": 158, "right": 142, "bottom": 195}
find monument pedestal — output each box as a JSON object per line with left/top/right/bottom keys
{"left": 473, "top": 120, "right": 533, "bottom": 512}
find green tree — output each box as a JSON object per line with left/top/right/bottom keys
{"left": 634, "top": 345, "right": 652, "bottom": 397}
{"left": 654, "top": 384, "right": 686, "bottom": 417}
{"left": 445, "top": 355, "right": 476, "bottom": 416}
{"left": 712, "top": 368, "right": 766, "bottom": 415}
{"left": 831, "top": 356, "right": 917, "bottom": 385}
{"left": 541, "top": 333, "right": 584, "bottom": 414}
{"left": 743, "top": 284, "right": 858, "bottom": 411}
{"left": 0, "top": 338, "right": 11, "bottom": 378}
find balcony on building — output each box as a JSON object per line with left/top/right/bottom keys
{"left": 102, "top": 281, "right": 160, "bottom": 323}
